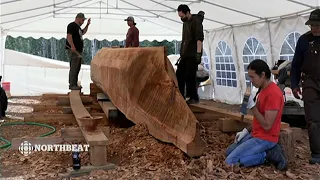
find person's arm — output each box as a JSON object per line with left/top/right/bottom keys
{"left": 195, "top": 20, "right": 204, "bottom": 53}
{"left": 133, "top": 29, "right": 139, "bottom": 47}
{"left": 290, "top": 37, "right": 304, "bottom": 90}
{"left": 82, "top": 18, "right": 91, "bottom": 35}
{"left": 250, "top": 93, "right": 283, "bottom": 131}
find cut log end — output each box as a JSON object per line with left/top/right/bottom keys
{"left": 279, "top": 128, "right": 295, "bottom": 163}
{"left": 185, "top": 123, "right": 206, "bottom": 157}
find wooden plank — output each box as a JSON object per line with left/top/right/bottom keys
{"left": 33, "top": 104, "right": 102, "bottom": 112}
{"left": 97, "top": 93, "right": 109, "bottom": 101}
{"left": 42, "top": 93, "right": 84, "bottom": 100}
{"left": 189, "top": 102, "right": 290, "bottom": 129}
{"left": 70, "top": 90, "right": 109, "bottom": 166}
{"left": 90, "top": 145, "right": 107, "bottom": 166}
{"left": 63, "top": 106, "right": 91, "bottom": 114}
{"left": 57, "top": 95, "right": 93, "bottom": 106}
{"left": 219, "top": 118, "right": 248, "bottom": 132}
{"left": 32, "top": 104, "right": 61, "bottom": 112}
{"left": 61, "top": 127, "right": 110, "bottom": 141}
{"left": 98, "top": 101, "right": 118, "bottom": 119}
{"left": 69, "top": 90, "right": 108, "bottom": 145}
{"left": 23, "top": 113, "right": 107, "bottom": 125}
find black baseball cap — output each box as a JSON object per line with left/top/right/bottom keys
{"left": 76, "top": 13, "right": 87, "bottom": 20}
{"left": 305, "top": 9, "right": 320, "bottom": 25}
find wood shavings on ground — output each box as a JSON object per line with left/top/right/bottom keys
{"left": 0, "top": 97, "right": 319, "bottom": 180}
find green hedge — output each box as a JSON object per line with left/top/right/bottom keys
{"left": 5, "top": 36, "right": 181, "bottom": 65}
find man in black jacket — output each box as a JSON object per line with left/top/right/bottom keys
{"left": 176, "top": 4, "right": 204, "bottom": 104}
{"left": 291, "top": 9, "right": 320, "bottom": 164}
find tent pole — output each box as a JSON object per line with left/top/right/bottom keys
{"left": 267, "top": 21, "right": 275, "bottom": 65}
{"left": 231, "top": 27, "right": 244, "bottom": 103}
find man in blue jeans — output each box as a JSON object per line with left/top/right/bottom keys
{"left": 225, "top": 59, "right": 287, "bottom": 170}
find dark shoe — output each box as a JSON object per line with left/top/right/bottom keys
{"left": 265, "top": 144, "right": 287, "bottom": 171}
{"left": 186, "top": 99, "right": 199, "bottom": 104}
{"left": 309, "top": 157, "right": 320, "bottom": 164}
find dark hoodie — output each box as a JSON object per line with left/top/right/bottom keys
{"left": 180, "top": 14, "right": 204, "bottom": 58}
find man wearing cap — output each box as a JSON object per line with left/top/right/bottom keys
{"left": 124, "top": 16, "right": 139, "bottom": 47}
{"left": 291, "top": 9, "right": 320, "bottom": 164}
{"left": 65, "top": 13, "right": 91, "bottom": 90}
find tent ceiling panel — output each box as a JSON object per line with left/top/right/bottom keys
{"left": 200, "top": 0, "right": 312, "bottom": 18}
{"left": 0, "top": 0, "right": 319, "bottom": 40}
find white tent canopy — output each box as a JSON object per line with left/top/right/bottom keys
{"left": 0, "top": 0, "right": 317, "bottom": 104}
{"left": 0, "top": 0, "right": 318, "bottom": 40}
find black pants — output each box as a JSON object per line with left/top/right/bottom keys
{"left": 0, "top": 87, "right": 7, "bottom": 118}
{"left": 68, "top": 51, "right": 82, "bottom": 87}
{"left": 176, "top": 57, "right": 198, "bottom": 100}
{"left": 302, "top": 76, "right": 320, "bottom": 158}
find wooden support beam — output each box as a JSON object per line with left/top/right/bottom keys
{"left": 63, "top": 106, "right": 91, "bottom": 114}
{"left": 97, "top": 93, "right": 109, "bottom": 101}
{"left": 42, "top": 93, "right": 84, "bottom": 100}
{"left": 33, "top": 104, "right": 102, "bottom": 112}
{"left": 61, "top": 127, "right": 110, "bottom": 142}
{"left": 23, "top": 113, "right": 108, "bottom": 125}
{"left": 90, "top": 83, "right": 103, "bottom": 97}
{"left": 219, "top": 118, "right": 248, "bottom": 132}
{"left": 32, "top": 104, "right": 61, "bottom": 112}
{"left": 57, "top": 95, "right": 93, "bottom": 106}
{"left": 189, "top": 103, "right": 290, "bottom": 129}
{"left": 279, "top": 128, "right": 295, "bottom": 163}
{"left": 291, "top": 127, "right": 303, "bottom": 142}
{"left": 70, "top": 90, "right": 108, "bottom": 166}
{"left": 98, "top": 101, "right": 118, "bottom": 119}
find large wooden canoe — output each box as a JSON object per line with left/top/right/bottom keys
{"left": 91, "top": 47, "right": 205, "bottom": 157}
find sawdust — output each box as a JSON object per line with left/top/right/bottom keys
{"left": 0, "top": 97, "right": 319, "bottom": 180}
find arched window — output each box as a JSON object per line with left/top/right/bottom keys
{"left": 279, "top": 32, "right": 301, "bottom": 61}
{"left": 215, "top": 41, "right": 237, "bottom": 87}
{"left": 243, "top": 37, "right": 267, "bottom": 87}
{"left": 202, "top": 51, "right": 210, "bottom": 71}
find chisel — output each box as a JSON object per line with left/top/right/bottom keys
{"left": 240, "top": 86, "right": 251, "bottom": 121}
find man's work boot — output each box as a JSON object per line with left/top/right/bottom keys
{"left": 265, "top": 144, "right": 287, "bottom": 171}
{"left": 186, "top": 99, "right": 199, "bottom": 104}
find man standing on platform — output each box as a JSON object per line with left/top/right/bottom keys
{"left": 291, "top": 9, "right": 320, "bottom": 164}
{"left": 125, "top": 16, "right": 139, "bottom": 47}
{"left": 66, "top": 13, "right": 90, "bottom": 90}
{"left": 176, "top": 4, "right": 204, "bottom": 104}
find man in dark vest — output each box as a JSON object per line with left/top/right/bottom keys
{"left": 291, "top": 9, "right": 320, "bottom": 164}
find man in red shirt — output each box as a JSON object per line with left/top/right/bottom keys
{"left": 225, "top": 59, "right": 287, "bottom": 170}
{"left": 124, "top": 16, "right": 139, "bottom": 47}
